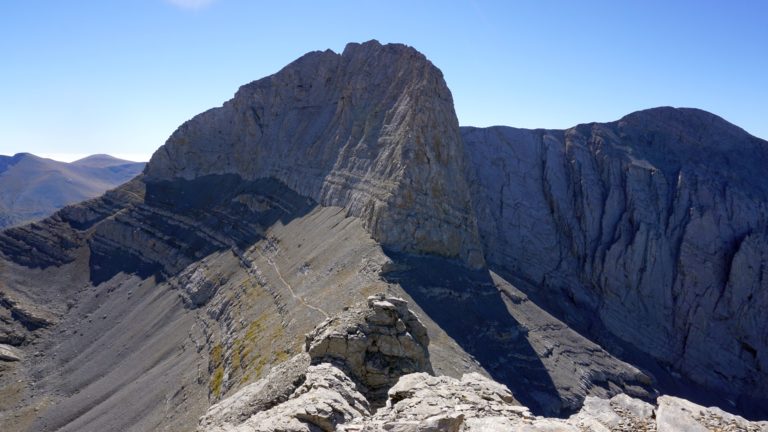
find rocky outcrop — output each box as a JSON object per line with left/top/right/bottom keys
{"left": 198, "top": 353, "right": 315, "bottom": 432}
{"left": 358, "top": 380, "right": 768, "bottom": 431}
{"left": 200, "top": 295, "right": 768, "bottom": 432}
{"left": 305, "top": 293, "right": 432, "bottom": 404}
{"left": 199, "top": 294, "right": 434, "bottom": 431}
{"left": 462, "top": 108, "right": 768, "bottom": 411}
{"left": 356, "top": 372, "right": 529, "bottom": 431}
{"left": 211, "top": 362, "right": 371, "bottom": 432}
{"left": 653, "top": 395, "right": 768, "bottom": 432}
{"left": 0, "top": 344, "right": 21, "bottom": 362}
{"left": 144, "top": 41, "right": 484, "bottom": 268}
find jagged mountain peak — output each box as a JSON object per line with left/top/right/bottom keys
{"left": 145, "top": 40, "right": 484, "bottom": 267}
{"left": 262, "top": 40, "right": 427, "bottom": 78}
{"left": 145, "top": 39, "right": 446, "bottom": 181}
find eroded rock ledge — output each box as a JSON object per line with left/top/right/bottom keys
{"left": 305, "top": 293, "right": 433, "bottom": 405}
{"left": 198, "top": 294, "right": 436, "bottom": 431}
{"left": 198, "top": 295, "right": 768, "bottom": 431}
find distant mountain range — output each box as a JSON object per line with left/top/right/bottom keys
{"left": 0, "top": 153, "right": 145, "bottom": 229}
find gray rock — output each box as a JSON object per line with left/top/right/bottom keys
{"left": 355, "top": 377, "right": 767, "bottom": 432}
{"left": 0, "top": 291, "right": 56, "bottom": 330}
{"left": 305, "top": 293, "right": 432, "bottom": 404}
{"left": 206, "top": 362, "right": 370, "bottom": 432}
{"left": 567, "top": 394, "right": 656, "bottom": 431}
{"left": 174, "top": 261, "right": 230, "bottom": 307}
{"left": 207, "top": 293, "right": 758, "bottom": 432}
{"left": 144, "top": 40, "right": 485, "bottom": 268}
{"left": 655, "top": 396, "right": 768, "bottom": 432}
{"left": 462, "top": 108, "right": 768, "bottom": 407}
{"left": 0, "top": 343, "right": 21, "bottom": 362}
{"left": 199, "top": 293, "right": 433, "bottom": 431}
{"left": 365, "top": 372, "right": 528, "bottom": 428}
{"left": 198, "top": 353, "right": 311, "bottom": 431}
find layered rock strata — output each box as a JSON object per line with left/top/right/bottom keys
{"left": 462, "top": 108, "right": 768, "bottom": 410}
{"left": 198, "top": 294, "right": 436, "bottom": 431}
{"left": 145, "top": 41, "right": 484, "bottom": 268}
{"left": 305, "top": 293, "right": 432, "bottom": 404}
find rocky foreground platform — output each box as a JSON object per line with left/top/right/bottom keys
{"left": 199, "top": 295, "right": 768, "bottom": 432}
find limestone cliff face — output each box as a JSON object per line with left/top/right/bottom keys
{"left": 462, "top": 107, "right": 768, "bottom": 405}
{"left": 145, "top": 41, "right": 484, "bottom": 268}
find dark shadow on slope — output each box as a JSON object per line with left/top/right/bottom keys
{"left": 380, "top": 251, "right": 564, "bottom": 417}
{"left": 494, "top": 267, "right": 768, "bottom": 421}
{"left": 89, "top": 175, "right": 317, "bottom": 286}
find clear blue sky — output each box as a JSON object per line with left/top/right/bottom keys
{"left": 1, "top": 0, "right": 766, "bottom": 162}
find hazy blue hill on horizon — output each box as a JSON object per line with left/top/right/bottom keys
{"left": 0, "top": 153, "right": 145, "bottom": 229}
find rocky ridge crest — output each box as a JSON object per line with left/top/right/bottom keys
{"left": 199, "top": 295, "right": 768, "bottom": 431}
{"left": 198, "top": 294, "right": 436, "bottom": 431}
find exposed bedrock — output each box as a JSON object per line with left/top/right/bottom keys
{"left": 305, "top": 293, "right": 433, "bottom": 405}
{"left": 144, "top": 40, "right": 484, "bottom": 268}
{"left": 198, "top": 294, "right": 435, "bottom": 431}
{"left": 87, "top": 175, "right": 316, "bottom": 287}
{"left": 200, "top": 294, "right": 768, "bottom": 432}
{"left": 462, "top": 107, "right": 768, "bottom": 415}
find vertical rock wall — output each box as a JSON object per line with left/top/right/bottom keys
{"left": 144, "top": 41, "right": 484, "bottom": 267}
{"left": 462, "top": 107, "right": 768, "bottom": 404}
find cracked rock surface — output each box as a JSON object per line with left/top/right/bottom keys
{"left": 145, "top": 40, "right": 484, "bottom": 268}
{"left": 199, "top": 294, "right": 433, "bottom": 431}
{"left": 200, "top": 296, "right": 768, "bottom": 432}
{"left": 462, "top": 110, "right": 768, "bottom": 412}
{"left": 305, "top": 293, "right": 432, "bottom": 405}
{"left": 0, "top": 344, "right": 21, "bottom": 362}
{"left": 204, "top": 362, "right": 370, "bottom": 432}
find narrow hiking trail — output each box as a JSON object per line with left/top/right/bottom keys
{"left": 253, "top": 247, "right": 329, "bottom": 320}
